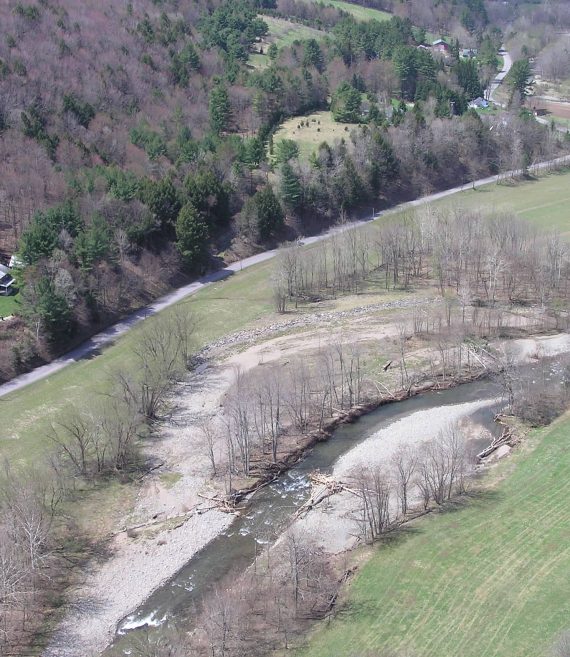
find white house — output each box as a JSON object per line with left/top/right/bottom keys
{"left": 0, "top": 264, "right": 15, "bottom": 296}
{"left": 469, "top": 97, "right": 489, "bottom": 109}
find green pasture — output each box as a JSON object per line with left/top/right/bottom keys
{"left": 301, "top": 415, "right": 570, "bottom": 657}
{"left": 440, "top": 167, "right": 570, "bottom": 234}
{"left": 307, "top": 0, "right": 391, "bottom": 22}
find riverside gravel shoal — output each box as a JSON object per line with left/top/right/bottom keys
{"left": 196, "top": 297, "right": 440, "bottom": 359}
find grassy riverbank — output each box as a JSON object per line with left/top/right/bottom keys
{"left": 301, "top": 414, "right": 570, "bottom": 657}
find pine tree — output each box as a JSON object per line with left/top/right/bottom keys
{"left": 331, "top": 82, "right": 362, "bottom": 123}
{"left": 280, "top": 163, "right": 302, "bottom": 210}
{"left": 507, "top": 59, "right": 532, "bottom": 105}
{"left": 255, "top": 185, "right": 284, "bottom": 240}
{"left": 22, "top": 276, "right": 74, "bottom": 344}
{"left": 139, "top": 177, "right": 181, "bottom": 228}
{"left": 303, "top": 39, "right": 324, "bottom": 72}
{"left": 175, "top": 203, "right": 209, "bottom": 270}
{"left": 209, "top": 81, "right": 231, "bottom": 134}
{"left": 456, "top": 58, "right": 482, "bottom": 100}
{"left": 185, "top": 170, "right": 230, "bottom": 227}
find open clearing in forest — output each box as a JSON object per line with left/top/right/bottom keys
{"left": 264, "top": 16, "right": 327, "bottom": 47}
{"left": 300, "top": 415, "right": 570, "bottom": 657}
{"left": 4, "top": 168, "right": 570, "bottom": 465}
{"left": 273, "top": 110, "right": 361, "bottom": 161}
{"left": 307, "top": 0, "right": 391, "bottom": 22}
{"left": 249, "top": 16, "right": 327, "bottom": 68}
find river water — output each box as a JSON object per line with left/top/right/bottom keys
{"left": 104, "top": 375, "right": 509, "bottom": 655}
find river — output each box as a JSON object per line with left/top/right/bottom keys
{"left": 103, "top": 374, "right": 509, "bottom": 656}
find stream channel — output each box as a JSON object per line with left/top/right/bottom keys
{"left": 104, "top": 374, "right": 511, "bottom": 655}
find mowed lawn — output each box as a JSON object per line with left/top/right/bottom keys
{"left": 301, "top": 416, "right": 570, "bottom": 657}
{"left": 307, "top": 0, "right": 391, "bottom": 22}
{"left": 0, "top": 291, "right": 19, "bottom": 318}
{"left": 440, "top": 168, "right": 570, "bottom": 234}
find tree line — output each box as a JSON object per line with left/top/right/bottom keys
{"left": 273, "top": 203, "right": 570, "bottom": 315}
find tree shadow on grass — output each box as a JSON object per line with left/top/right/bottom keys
{"left": 436, "top": 487, "right": 505, "bottom": 515}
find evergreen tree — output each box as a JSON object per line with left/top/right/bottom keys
{"left": 393, "top": 46, "right": 417, "bottom": 100}
{"left": 303, "top": 39, "right": 324, "bottom": 72}
{"left": 280, "top": 162, "right": 302, "bottom": 210}
{"left": 243, "top": 136, "right": 265, "bottom": 170}
{"left": 254, "top": 185, "right": 284, "bottom": 240}
{"left": 331, "top": 81, "right": 362, "bottom": 123}
{"left": 209, "top": 81, "right": 231, "bottom": 134}
{"left": 456, "top": 58, "right": 482, "bottom": 100}
{"left": 333, "top": 156, "right": 365, "bottom": 209}
{"left": 22, "top": 276, "right": 74, "bottom": 344}
{"left": 368, "top": 130, "right": 399, "bottom": 196}
{"left": 507, "top": 59, "right": 532, "bottom": 105}
{"left": 274, "top": 139, "right": 300, "bottom": 164}
{"left": 139, "top": 177, "right": 181, "bottom": 228}
{"left": 185, "top": 169, "right": 230, "bottom": 228}
{"left": 170, "top": 42, "right": 200, "bottom": 86}
{"left": 175, "top": 203, "right": 209, "bottom": 270}
{"left": 74, "top": 215, "right": 111, "bottom": 271}
{"left": 20, "top": 202, "right": 83, "bottom": 264}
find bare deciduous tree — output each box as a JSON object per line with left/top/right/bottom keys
{"left": 391, "top": 444, "right": 418, "bottom": 516}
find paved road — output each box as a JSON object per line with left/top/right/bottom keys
{"left": 488, "top": 47, "right": 513, "bottom": 105}
{"left": 487, "top": 48, "right": 569, "bottom": 133}
{"left": 2, "top": 151, "right": 570, "bottom": 400}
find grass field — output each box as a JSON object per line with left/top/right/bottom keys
{"left": 0, "top": 292, "right": 19, "bottom": 318}
{"left": 265, "top": 16, "right": 327, "bottom": 48}
{"left": 272, "top": 111, "right": 360, "bottom": 161}
{"left": 301, "top": 415, "right": 570, "bottom": 657}
{"left": 307, "top": 0, "right": 391, "bottom": 22}
{"left": 438, "top": 168, "right": 570, "bottom": 235}
{"left": 249, "top": 16, "right": 327, "bottom": 68}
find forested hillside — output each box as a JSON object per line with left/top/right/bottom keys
{"left": 0, "top": 0, "right": 563, "bottom": 382}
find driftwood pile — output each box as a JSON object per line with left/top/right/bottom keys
{"left": 197, "top": 492, "right": 240, "bottom": 514}
{"left": 294, "top": 472, "right": 358, "bottom": 519}
{"left": 477, "top": 426, "right": 517, "bottom": 460}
